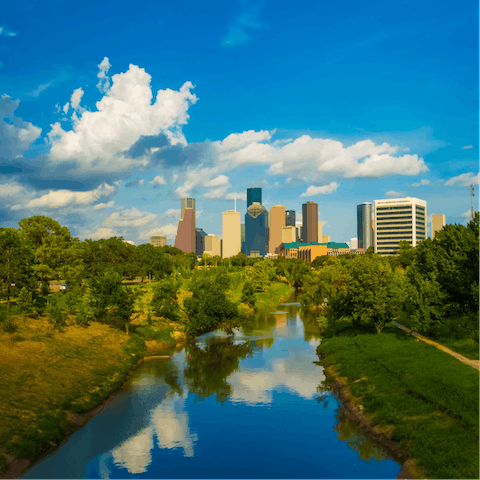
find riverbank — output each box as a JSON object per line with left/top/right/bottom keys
{"left": 0, "top": 315, "right": 184, "bottom": 480}
{"left": 317, "top": 320, "right": 479, "bottom": 479}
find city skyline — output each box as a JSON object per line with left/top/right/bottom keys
{"left": 0, "top": 1, "right": 477, "bottom": 246}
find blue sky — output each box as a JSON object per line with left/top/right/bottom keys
{"left": 1, "top": 0, "right": 478, "bottom": 245}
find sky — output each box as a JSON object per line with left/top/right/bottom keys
{"left": 1, "top": 0, "right": 478, "bottom": 245}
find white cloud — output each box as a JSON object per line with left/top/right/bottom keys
{"left": 150, "top": 175, "right": 166, "bottom": 186}
{"left": 62, "top": 102, "right": 69, "bottom": 114}
{"left": 460, "top": 209, "right": 474, "bottom": 219}
{"left": 14, "top": 182, "right": 117, "bottom": 210}
{"left": 409, "top": 179, "right": 430, "bottom": 187}
{"left": 204, "top": 186, "right": 229, "bottom": 199}
{"left": 163, "top": 208, "right": 180, "bottom": 218}
{"left": 300, "top": 182, "right": 338, "bottom": 197}
{"left": 103, "top": 207, "right": 157, "bottom": 228}
{"left": 97, "top": 57, "right": 112, "bottom": 94}
{"left": 140, "top": 224, "right": 178, "bottom": 239}
{"left": 445, "top": 172, "right": 479, "bottom": 187}
{"left": 204, "top": 174, "right": 229, "bottom": 187}
{"left": 385, "top": 190, "right": 404, "bottom": 198}
{"left": 70, "top": 87, "right": 84, "bottom": 111}
{"left": 84, "top": 226, "right": 117, "bottom": 239}
{"left": 93, "top": 200, "right": 115, "bottom": 210}
{"left": 462, "top": 145, "right": 473, "bottom": 150}
{"left": 48, "top": 61, "right": 198, "bottom": 174}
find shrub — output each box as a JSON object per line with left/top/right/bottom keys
{"left": 2, "top": 318, "right": 18, "bottom": 333}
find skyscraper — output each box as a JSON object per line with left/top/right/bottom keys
{"left": 181, "top": 198, "right": 195, "bottom": 220}
{"left": 282, "top": 226, "right": 296, "bottom": 243}
{"left": 268, "top": 205, "right": 286, "bottom": 255}
{"left": 431, "top": 214, "right": 446, "bottom": 239}
{"left": 374, "top": 197, "right": 427, "bottom": 255}
{"left": 222, "top": 210, "right": 241, "bottom": 258}
{"left": 302, "top": 201, "right": 318, "bottom": 243}
{"left": 245, "top": 202, "right": 268, "bottom": 257}
{"left": 285, "top": 210, "right": 296, "bottom": 227}
{"left": 174, "top": 208, "right": 195, "bottom": 253}
{"left": 204, "top": 234, "right": 221, "bottom": 257}
{"left": 357, "top": 203, "right": 373, "bottom": 250}
{"left": 317, "top": 221, "right": 323, "bottom": 242}
{"left": 195, "top": 228, "right": 207, "bottom": 256}
{"left": 247, "top": 187, "right": 261, "bottom": 208}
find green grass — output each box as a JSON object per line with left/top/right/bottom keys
{"left": 318, "top": 320, "right": 479, "bottom": 479}
{"left": 396, "top": 311, "right": 479, "bottom": 360}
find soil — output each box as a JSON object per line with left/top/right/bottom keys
{"left": 318, "top": 351, "right": 419, "bottom": 480}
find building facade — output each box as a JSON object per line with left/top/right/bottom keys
{"left": 195, "top": 228, "right": 207, "bottom": 256}
{"left": 222, "top": 210, "right": 241, "bottom": 258}
{"left": 247, "top": 187, "right": 262, "bottom": 208}
{"left": 268, "top": 205, "right": 286, "bottom": 255}
{"left": 281, "top": 226, "right": 296, "bottom": 243}
{"left": 149, "top": 235, "right": 167, "bottom": 247}
{"left": 245, "top": 202, "right": 268, "bottom": 257}
{"left": 431, "top": 214, "right": 446, "bottom": 239}
{"left": 317, "top": 221, "right": 323, "bottom": 242}
{"left": 350, "top": 237, "right": 358, "bottom": 250}
{"left": 374, "top": 197, "right": 427, "bottom": 255}
{"left": 357, "top": 203, "right": 373, "bottom": 250}
{"left": 302, "top": 201, "right": 318, "bottom": 243}
{"left": 174, "top": 208, "right": 195, "bottom": 253}
{"left": 285, "top": 210, "right": 296, "bottom": 227}
{"left": 181, "top": 197, "right": 195, "bottom": 220}
{"left": 204, "top": 234, "right": 221, "bottom": 257}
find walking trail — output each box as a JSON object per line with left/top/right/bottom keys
{"left": 392, "top": 321, "right": 479, "bottom": 371}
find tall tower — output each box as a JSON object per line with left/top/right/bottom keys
{"left": 174, "top": 208, "right": 195, "bottom": 253}
{"left": 181, "top": 198, "right": 195, "bottom": 220}
{"left": 374, "top": 197, "right": 427, "bottom": 255}
{"left": 222, "top": 210, "right": 241, "bottom": 258}
{"left": 245, "top": 202, "right": 268, "bottom": 257}
{"left": 285, "top": 210, "right": 296, "bottom": 227}
{"left": 247, "top": 187, "right": 262, "bottom": 208}
{"left": 357, "top": 203, "right": 373, "bottom": 250}
{"left": 302, "top": 201, "right": 318, "bottom": 243}
{"left": 269, "top": 205, "right": 286, "bottom": 255}
{"left": 431, "top": 214, "right": 446, "bottom": 239}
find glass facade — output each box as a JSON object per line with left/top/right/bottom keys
{"left": 285, "top": 210, "right": 296, "bottom": 227}
{"left": 357, "top": 203, "right": 373, "bottom": 250}
{"left": 247, "top": 188, "right": 262, "bottom": 208}
{"left": 245, "top": 202, "right": 268, "bottom": 257}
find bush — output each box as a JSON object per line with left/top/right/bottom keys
{"left": 2, "top": 318, "right": 18, "bottom": 333}
{"left": 134, "top": 326, "right": 175, "bottom": 345}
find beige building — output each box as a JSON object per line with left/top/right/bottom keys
{"left": 317, "top": 221, "right": 323, "bottom": 241}
{"left": 431, "top": 214, "right": 446, "bottom": 239}
{"left": 321, "top": 235, "right": 331, "bottom": 243}
{"left": 374, "top": 197, "right": 427, "bottom": 255}
{"left": 268, "top": 205, "right": 286, "bottom": 254}
{"left": 298, "top": 244, "right": 328, "bottom": 262}
{"left": 204, "top": 234, "right": 221, "bottom": 257}
{"left": 282, "top": 226, "right": 296, "bottom": 243}
{"left": 222, "top": 210, "right": 241, "bottom": 258}
{"left": 149, "top": 235, "right": 167, "bottom": 247}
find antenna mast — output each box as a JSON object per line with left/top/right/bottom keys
{"left": 470, "top": 183, "right": 475, "bottom": 219}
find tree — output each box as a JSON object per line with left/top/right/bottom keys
{"left": 151, "top": 275, "right": 183, "bottom": 322}
{"left": 0, "top": 228, "right": 35, "bottom": 308}
{"left": 17, "top": 287, "right": 35, "bottom": 320}
{"left": 18, "top": 216, "right": 72, "bottom": 287}
{"left": 240, "top": 281, "right": 256, "bottom": 308}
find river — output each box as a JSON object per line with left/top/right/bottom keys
{"left": 22, "top": 302, "right": 402, "bottom": 479}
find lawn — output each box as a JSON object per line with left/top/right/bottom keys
{"left": 318, "top": 320, "right": 479, "bottom": 479}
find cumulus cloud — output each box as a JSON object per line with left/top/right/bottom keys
{"left": 204, "top": 175, "right": 229, "bottom": 187}
{"left": 150, "top": 175, "right": 166, "bottom": 187}
{"left": 97, "top": 57, "right": 112, "bottom": 93}
{"left": 462, "top": 145, "right": 473, "bottom": 150}
{"left": 12, "top": 182, "right": 118, "bottom": 210}
{"left": 125, "top": 179, "right": 144, "bottom": 188}
{"left": 300, "top": 182, "right": 338, "bottom": 197}
{"left": 48, "top": 61, "right": 198, "bottom": 174}
{"left": 103, "top": 207, "right": 157, "bottom": 229}
{"left": 163, "top": 208, "right": 180, "bottom": 218}
{"left": 445, "top": 172, "right": 479, "bottom": 187}
{"left": 70, "top": 87, "right": 84, "bottom": 111}
{"left": 84, "top": 226, "right": 117, "bottom": 240}
{"left": 140, "top": 224, "right": 178, "bottom": 239}
{"left": 409, "top": 179, "right": 430, "bottom": 187}
{"left": 385, "top": 190, "right": 404, "bottom": 198}
{"left": 92, "top": 200, "right": 115, "bottom": 210}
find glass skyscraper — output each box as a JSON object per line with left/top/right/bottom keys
{"left": 247, "top": 187, "right": 262, "bottom": 208}
{"left": 285, "top": 210, "right": 295, "bottom": 227}
{"left": 357, "top": 203, "right": 373, "bottom": 250}
{"left": 245, "top": 202, "right": 268, "bottom": 257}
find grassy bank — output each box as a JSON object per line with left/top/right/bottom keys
{"left": 317, "top": 320, "right": 479, "bottom": 479}
{"left": 396, "top": 310, "right": 479, "bottom": 360}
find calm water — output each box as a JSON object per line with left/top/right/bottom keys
{"left": 23, "top": 303, "right": 401, "bottom": 479}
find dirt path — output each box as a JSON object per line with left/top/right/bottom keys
{"left": 392, "top": 321, "right": 479, "bottom": 371}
